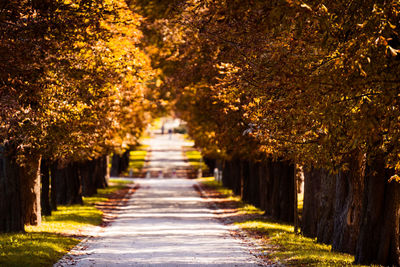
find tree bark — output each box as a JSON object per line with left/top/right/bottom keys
{"left": 355, "top": 153, "right": 400, "bottom": 265}
{"left": 248, "top": 161, "right": 260, "bottom": 207}
{"left": 294, "top": 164, "right": 299, "bottom": 233}
{"left": 80, "top": 160, "right": 97, "bottom": 197}
{"left": 110, "top": 151, "right": 130, "bottom": 177}
{"left": 301, "top": 166, "right": 322, "bottom": 237}
{"left": 96, "top": 156, "right": 108, "bottom": 189}
{"left": 19, "top": 154, "right": 41, "bottom": 226}
{"left": 301, "top": 167, "right": 336, "bottom": 244}
{"left": 0, "top": 146, "right": 24, "bottom": 232}
{"left": 240, "top": 160, "right": 249, "bottom": 201}
{"left": 264, "top": 159, "right": 294, "bottom": 222}
{"left": 203, "top": 156, "right": 216, "bottom": 177}
{"left": 52, "top": 162, "right": 83, "bottom": 205}
{"left": 258, "top": 161, "right": 268, "bottom": 211}
{"left": 50, "top": 162, "right": 58, "bottom": 211}
{"left": 332, "top": 151, "right": 365, "bottom": 254}
{"left": 40, "top": 159, "right": 52, "bottom": 216}
{"left": 110, "top": 153, "right": 120, "bottom": 177}
{"left": 315, "top": 168, "right": 336, "bottom": 244}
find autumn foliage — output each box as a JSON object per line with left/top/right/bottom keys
{"left": 0, "top": 0, "right": 155, "bottom": 232}
{"left": 135, "top": 0, "right": 400, "bottom": 265}
{"left": 2, "top": 0, "right": 400, "bottom": 265}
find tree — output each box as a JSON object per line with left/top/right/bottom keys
{"left": 0, "top": 0, "right": 155, "bottom": 232}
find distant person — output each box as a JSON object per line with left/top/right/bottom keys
{"left": 161, "top": 124, "right": 165, "bottom": 135}
{"left": 168, "top": 128, "right": 172, "bottom": 139}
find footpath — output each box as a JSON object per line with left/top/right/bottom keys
{"left": 55, "top": 133, "right": 263, "bottom": 266}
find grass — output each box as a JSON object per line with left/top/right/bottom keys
{"left": 198, "top": 177, "right": 360, "bottom": 266}
{"left": 0, "top": 179, "right": 131, "bottom": 267}
{"left": 128, "top": 145, "right": 148, "bottom": 174}
{"left": 185, "top": 148, "right": 208, "bottom": 172}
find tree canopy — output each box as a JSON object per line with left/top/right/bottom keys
{"left": 0, "top": 0, "right": 156, "bottom": 164}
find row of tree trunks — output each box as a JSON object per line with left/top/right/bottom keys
{"left": 80, "top": 157, "right": 108, "bottom": 196}
{"left": 40, "top": 156, "right": 109, "bottom": 216}
{"left": 0, "top": 146, "right": 109, "bottom": 233}
{"left": 222, "top": 157, "right": 294, "bottom": 223}
{"left": 301, "top": 151, "right": 400, "bottom": 266}
{"left": 110, "top": 151, "right": 130, "bottom": 177}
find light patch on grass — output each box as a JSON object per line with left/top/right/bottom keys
{"left": 108, "top": 178, "right": 134, "bottom": 185}
{"left": 126, "top": 145, "right": 148, "bottom": 175}
{"left": 198, "top": 177, "right": 262, "bottom": 215}
{"left": 198, "top": 177, "right": 238, "bottom": 200}
{"left": 236, "top": 219, "right": 356, "bottom": 266}
{"left": 185, "top": 149, "right": 208, "bottom": 172}
{"left": 0, "top": 232, "right": 78, "bottom": 267}
{"left": 1, "top": 184, "right": 127, "bottom": 266}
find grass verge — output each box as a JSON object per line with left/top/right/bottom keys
{"left": 198, "top": 177, "right": 359, "bottom": 266}
{"left": 0, "top": 179, "right": 131, "bottom": 267}
{"left": 184, "top": 148, "right": 208, "bottom": 172}
{"left": 126, "top": 145, "right": 148, "bottom": 176}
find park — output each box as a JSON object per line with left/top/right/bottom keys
{"left": 1, "top": 0, "right": 400, "bottom": 266}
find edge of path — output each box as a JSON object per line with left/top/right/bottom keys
{"left": 54, "top": 183, "right": 140, "bottom": 266}
{"left": 193, "top": 181, "right": 284, "bottom": 267}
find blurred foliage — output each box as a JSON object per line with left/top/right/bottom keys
{"left": 0, "top": 0, "right": 157, "bottom": 164}
{"left": 133, "top": 0, "right": 400, "bottom": 172}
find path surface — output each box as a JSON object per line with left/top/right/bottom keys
{"left": 56, "top": 134, "right": 262, "bottom": 266}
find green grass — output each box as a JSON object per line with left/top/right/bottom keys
{"left": 185, "top": 149, "right": 208, "bottom": 172}
{"left": 237, "top": 220, "right": 355, "bottom": 266}
{"left": 0, "top": 180, "right": 130, "bottom": 267}
{"left": 198, "top": 177, "right": 360, "bottom": 266}
{"left": 125, "top": 145, "right": 148, "bottom": 175}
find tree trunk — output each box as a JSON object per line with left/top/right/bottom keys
{"left": 264, "top": 159, "right": 294, "bottom": 222}
{"left": 222, "top": 159, "right": 231, "bottom": 188}
{"left": 355, "top": 153, "right": 400, "bottom": 265}
{"left": 249, "top": 161, "right": 260, "bottom": 208}
{"left": 229, "top": 158, "right": 241, "bottom": 196}
{"left": 110, "top": 153, "right": 120, "bottom": 177}
{"left": 40, "top": 159, "right": 52, "bottom": 216}
{"left": 19, "top": 154, "right": 41, "bottom": 226}
{"left": 110, "top": 151, "right": 130, "bottom": 177}
{"left": 240, "top": 160, "right": 249, "bottom": 201}
{"left": 0, "top": 146, "right": 24, "bottom": 232}
{"left": 80, "top": 160, "right": 97, "bottom": 197}
{"left": 301, "top": 167, "right": 336, "bottom": 244}
{"left": 332, "top": 151, "right": 365, "bottom": 254}
{"left": 203, "top": 156, "right": 216, "bottom": 177}
{"left": 52, "top": 162, "right": 83, "bottom": 205}
{"left": 315, "top": 169, "right": 336, "bottom": 244}
{"left": 258, "top": 161, "right": 268, "bottom": 211}
{"left": 50, "top": 162, "right": 58, "bottom": 211}
{"left": 294, "top": 164, "right": 299, "bottom": 233}
{"left": 96, "top": 156, "right": 108, "bottom": 189}
{"left": 301, "top": 166, "right": 322, "bottom": 237}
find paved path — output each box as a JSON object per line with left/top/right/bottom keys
{"left": 56, "top": 134, "right": 261, "bottom": 266}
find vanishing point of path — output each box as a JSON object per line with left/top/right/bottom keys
{"left": 55, "top": 133, "right": 263, "bottom": 266}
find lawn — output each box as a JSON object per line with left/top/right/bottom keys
{"left": 127, "top": 145, "right": 148, "bottom": 175}
{"left": 0, "top": 179, "right": 131, "bottom": 267}
{"left": 185, "top": 148, "right": 208, "bottom": 172}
